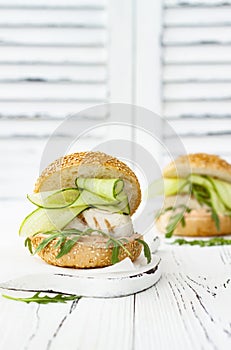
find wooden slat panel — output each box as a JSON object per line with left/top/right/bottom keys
{"left": 164, "top": 101, "right": 231, "bottom": 118}
{"left": 0, "top": 120, "right": 107, "bottom": 137}
{"left": 0, "top": 102, "right": 108, "bottom": 119}
{"left": 164, "top": 82, "right": 231, "bottom": 100}
{"left": 165, "top": 0, "right": 231, "bottom": 7}
{"left": 0, "top": 47, "right": 106, "bottom": 64}
{"left": 164, "top": 27, "right": 231, "bottom": 45}
{"left": 0, "top": 0, "right": 106, "bottom": 8}
{"left": 164, "top": 45, "right": 231, "bottom": 63}
{"left": 164, "top": 64, "right": 231, "bottom": 82}
{"left": 165, "top": 135, "right": 231, "bottom": 155}
{"left": 0, "top": 65, "right": 106, "bottom": 82}
{"left": 165, "top": 8, "right": 231, "bottom": 27}
{"left": 0, "top": 1, "right": 109, "bottom": 203}
{"left": 0, "top": 28, "right": 106, "bottom": 46}
{"left": 0, "top": 83, "right": 106, "bottom": 100}
{"left": 0, "top": 9, "right": 106, "bottom": 27}
{"left": 165, "top": 118, "right": 231, "bottom": 136}
{"left": 163, "top": 0, "right": 231, "bottom": 163}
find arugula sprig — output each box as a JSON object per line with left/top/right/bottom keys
{"left": 161, "top": 178, "right": 221, "bottom": 238}
{"left": 31, "top": 229, "right": 92, "bottom": 259}
{"left": 172, "top": 237, "right": 231, "bottom": 247}
{"left": 105, "top": 237, "right": 130, "bottom": 264}
{"left": 160, "top": 205, "right": 191, "bottom": 238}
{"left": 2, "top": 292, "right": 80, "bottom": 304}
{"left": 135, "top": 239, "right": 151, "bottom": 263}
{"left": 25, "top": 228, "right": 152, "bottom": 265}
{"left": 191, "top": 183, "right": 220, "bottom": 231}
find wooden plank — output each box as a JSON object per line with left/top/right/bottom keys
{"left": 165, "top": 0, "right": 231, "bottom": 7}
{"left": 164, "top": 82, "right": 231, "bottom": 100}
{"left": 41, "top": 297, "right": 133, "bottom": 350}
{"left": 163, "top": 65, "right": 231, "bottom": 82}
{"left": 0, "top": 0, "right": 106, "bottom": 9}
{"left": 0, "top": 9, "right": 106, "bottom": 27}
{"left": 164, "top": 46, "right": 231, "bottom": 64}
{"left": 165, "top": 118, "right": 231, "bottom": 136}
{"left": 0, "top": 297, "right": 79, "bottom": 350}
{"left": 0, "top": 83, "right": 106, "bottom": 100}
{"left": 135, "top": 245, "right": 231, "bottom": 350}
{"left": 0, "top": 277, "right": 133, "bottom": 350}
{"left": 164, "top": 135, "right": 231, "bottom": 154}
{"left": 164, "top": 27, "right": 231, "bottom": 45}
{"left": 0, "top": 47, "right": 106, "bottom": 64}
{"left": 0, "top": 65, "right": 106, "bottom": 82}
{"left": 0, "top": 102, "right": 108, "bottom": 119}
{"left": 0, "top": 120, "right": 107, "bottom": 137}
{"left": 164, "top": 101, "right": 231, "bottom": 118}
{"left": 0, "top": 28, "right": 106, "bottom": 46}
{"left": 164, "top": 7, "right": 231, "bottom": 27}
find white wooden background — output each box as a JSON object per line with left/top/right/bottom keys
{"left": 1, "top": 0, "right": 231, "bottom": 201}
{"left": 1, "top": 227, "right": 231, "bottom": 350}
{"left": 1, "top": 2, "right": 231, "bottom": 349}
{"left": 163, "top": 0, "right": 231, "bottom": 163}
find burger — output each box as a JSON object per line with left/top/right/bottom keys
{"left": 19, "top": 152, "right": 150, "bottom": 268}
{"left": 156, "top": 153, "right": 231, "bottom": 237}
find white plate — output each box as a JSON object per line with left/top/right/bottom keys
{"left": 0, "top": 255, "right": 161, "bottom": 298}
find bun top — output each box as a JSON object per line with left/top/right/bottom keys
{"left": 34, "top": 151, "right": 141, "bottom": 215}
{"left": 163, "top": 153, "right": 231, "bottom": 184}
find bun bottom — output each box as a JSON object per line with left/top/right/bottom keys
{"left": 156, "top": 211, "right": 231, "bottom": 237}
{"left": 31, "top": 233, "right": 142, "bottom": 268}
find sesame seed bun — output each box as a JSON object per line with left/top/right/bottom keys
{"left": 31, "top": 152, "right": 143, "bottom": 268}
{"left": 35, "top": 151, "right": 141, "bottom": 216}
{"left": 164, "top": 153, "right": 231, "bottom": 183}
{"left": 157, "top": 153, "right": 231, "bottom": 237}
{"left": 31, "top": 233, "right": 143, "bottom": 268}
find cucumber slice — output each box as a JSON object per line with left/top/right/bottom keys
{"left": 19, "top": 206, "right": 87, "bottom": 237}
{"left": 76, "top": 178, "right": 124, "bottom": 200}
{"left": 27, "top": 188, "right": 80, "bottom": 209}
{"left": 189, "top": 174, "right": 227, "bottom": 214}
{"left": 71, "top": 189, "right": 119, "bottom": 207}
{"left": 74, "top": 178, "right": 130, "bottom": 213}
{"left": 163, "top": 178, "right": 189, "bottom": 196}
{"left": 21, "top": 178, "right": 131, "bottom": 236}
{"left": 208, "top": 178, "right": 231, "bottom": 210}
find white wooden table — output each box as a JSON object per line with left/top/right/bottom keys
{"left": 0, "top": 202, "right": 231, "bottom": 350}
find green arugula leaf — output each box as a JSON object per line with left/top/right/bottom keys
{"left": 27, "top": 228, "right": 132, "bottom": 265}
{"left": 191, "top": 183, "right": 221, "bottom": 230}
{"left": 56, "top": 236, "right": 81, "bottom": 259}
{"left": 135, "top": 239, "right": 151, "bottom": 264}
{"left": 106, "top": 236, "right": 130, "bottom": 264}
{"left": 111, "top": 245, "right": 120, "bottom": 264}
{"left": 24, "top": 237, "right": 33, "bottom": 254}
{"left": 164, "top": 205, "right": 191, "bottom": 238}
{"left": 54, "top": 236, "right": 66, "bottom": 249}
{"left": 2, "top": 292, "right": 81, "bottom": 304}
{"left": 211, "top": 207, "right": 220, "bottom": 231}
{"left": 33, "top": 233, "right": 61, "bottom": 255}
{"left": 165, "top": 213, "right": 184, "bottom": 238}
{"left": 172, "top": 237, "right": 231, "bottom": 247}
